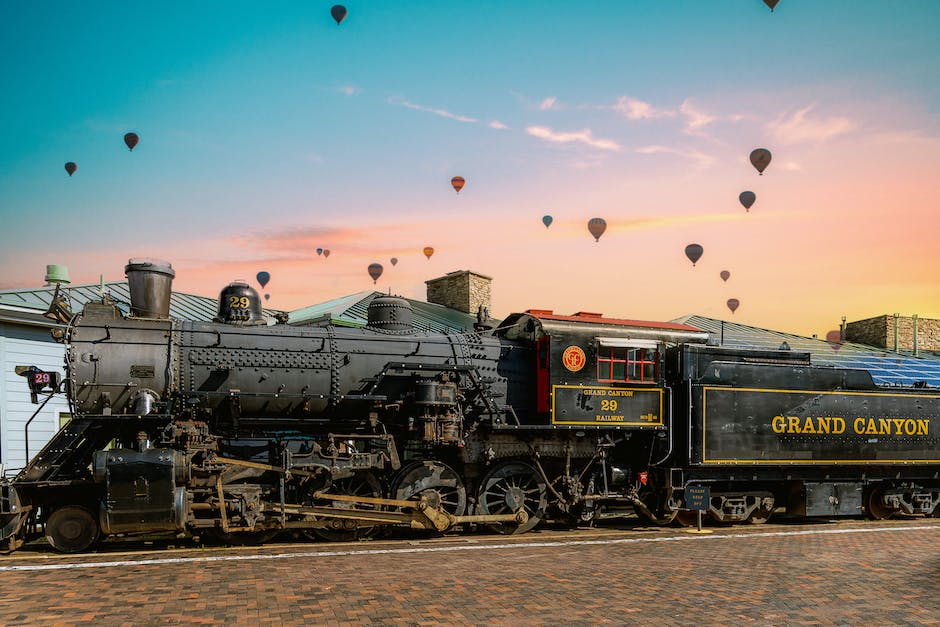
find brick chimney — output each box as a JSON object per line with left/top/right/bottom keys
{"left": 425, "top": 270, "right": 492, "bottom": 314}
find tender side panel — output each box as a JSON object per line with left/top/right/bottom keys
{"left": 695, "top": 386, "right": 940, "bottom": 464}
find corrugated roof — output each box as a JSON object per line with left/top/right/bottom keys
{"left": 525, "top": 309, "right": 702, "bottom": 332}
{"left": 289, "top": 291, "right": 476, "bottom": 333}
{"left": 674, "top": 314, "right": 940, "bottom": 387}
{"left": 0, "top": 282, "right": 285, "bottom": 323}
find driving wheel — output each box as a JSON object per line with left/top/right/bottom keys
{"left": 476, "top": 461, "right": 547, "bottom": 534}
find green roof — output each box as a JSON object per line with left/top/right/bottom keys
{"left": 0, "top": 282, "right": 285, "bottom": 323}
{"left": 289, "top": 291, "right": 476, "bottom": 333}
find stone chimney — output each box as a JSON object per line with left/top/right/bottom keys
{"left": 425, "top": 270, "right": 492, "bottom": 314}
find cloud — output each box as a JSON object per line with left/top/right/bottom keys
{"left": 679, "top": 99, "right": 717, "bottom": 135}
{"left": 489, "top": 120, "right": 508, "bottom": 129}
{"left": 766, "top": 105, "right": 855, "bottom": 144}
{"left": 526, "top": 126, "right": 620, "bottom": 151}
{"left": 389, "top": 98, "right": 478, "bottom": 123}
{"left": 336, "top": 85, "right": 362, "bottom": 96}
{"left": 636, "top": 144, "right": 716, "bottom": 167}
{"left": 610, "top": 96, "right": 674, "bottom": 120}
{"left": 539, "top": 97, "right": 561, "bottom": 111}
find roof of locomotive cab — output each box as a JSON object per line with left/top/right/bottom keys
{"left": 498, "top": 309, "right": 705, "bottom": 333}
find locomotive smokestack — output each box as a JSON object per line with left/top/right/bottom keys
{"left": 125, "top": 258, "right": 175, "bottom": 319}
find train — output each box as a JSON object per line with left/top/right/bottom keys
{"left": 1, "top": 258, "right": 938, "bottom": 553}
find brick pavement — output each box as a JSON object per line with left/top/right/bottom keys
{"left": 1, "top": 520, "right": 938, "bottom": 626}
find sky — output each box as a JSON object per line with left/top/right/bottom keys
{"left": 1, "top": 1, "right": 938, "bottom": 338}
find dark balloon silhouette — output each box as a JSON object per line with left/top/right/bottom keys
{"left": 750, "top": 148, "right": 771, "bottom": 175}
{"left": 587, "top": 218, "right": 607, "bottom": 242}
{"left": 64, "top": 162, "right": 77, "bottom": 176}
{"left": 451, "top": 176, "right": 465, "bottom": 193}
{"left": 727, "top": 298, "right": 740, "bottom": 314}
{"left": 256, "top": 271, "right": 270, "bottom": 288}
{"left": 264, "top": 293, "right": 270, "bottom": 302}
{"left": 764, "top": 0, "right": 780, "bottom": 11}
{"left": 390, "top": 257, "right": 398, "bottom": 266}
{"left": 423, "top": 246, "right": 434, "bottom": 260}
{"left": 124, "top": 132, "right": 139, "bottom": 151}
{"left": 316, "top": 248, "right": 323, "bottom": 256}
{"left": 825, "top": 330, "right": 843, "bottom": 351}
{"left": 367, "top": 263, "right": 383, "bottom": 284}
{"left": 685, "top": 244, "right": 704, "bottom": 266}
{"left": 739, "top": 191, "right": 756, "bottom": 211}
{"left": 542, "top": 215, "right": 553, "bottom": 228}
{"left": 331, "top": 5, "right": 347, "bottom": 24}
{"left": 720, "top": 270, "right": 730, "bottom": 282}
{"left": 323, "top": 249, "right": 330, "bottom": 258}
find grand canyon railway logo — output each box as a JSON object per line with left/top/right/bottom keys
{"left": 562, "top": 345, "right": 587, "bottom": 372}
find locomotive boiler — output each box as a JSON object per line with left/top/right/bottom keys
{"left": 1, "top": 258, "right": 938, "bottom": 553}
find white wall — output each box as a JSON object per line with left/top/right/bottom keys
{"left": 0, "top": 325, "right": 70, "bottom": 474}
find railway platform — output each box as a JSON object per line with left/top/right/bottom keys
{"left": 1, "top": 519, "right": 938, "bottom": 625}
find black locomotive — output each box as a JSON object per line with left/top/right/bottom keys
{"left": 2, "top": 259, "right": 938, "bottom": 553}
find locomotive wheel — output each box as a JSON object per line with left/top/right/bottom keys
{"left": 476, "top": 461, "right": 547, "bottom": 534}
{"left": 866, "top": 487, "right": 895, "bottom": 520}
{"left": 390, "top": 461, "right": 467, "bottom": 518}
{"left": 45, "top": 506, "right": 100, "bottom": 553}
{"left": 747, "top": 503, "right": 775, "bottom": 525}
{"left": 310, "top": 471, "right": 384, "bottom": 542}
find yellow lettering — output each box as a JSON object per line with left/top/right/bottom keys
{"left": 801, "top": 417, "right": 817, "bottom": 434}
{"left": 854, "top": 418, "right": 865, "bottom": 434}
{"left": 832, "top": 417, "right": 845, "bottom": 434}
{"left": 917, "top": 419, "right": 929, "bottom": 435}
{"left": 865, "top": 419, "right": 879, "bottom": 435}
{"left": 772, "top": 416, "right": 785, "bottom": 433}
{"left": 892, "top": 418, "right": 904, "bottom": 434}
{"left": 878, "top": 418, "right": 890, "bottom": 435}
{"left": 816, "top": 417, "right": 831, "bottom": 434}
{"left": 787, "top": 416, "right": 800, "bottom": 433}
{"left": 904, "top": 420, "right": 916, "bottom": 435}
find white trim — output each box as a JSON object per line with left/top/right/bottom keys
{"left": 596, "top": 337, "right": 659, "bottom": 349}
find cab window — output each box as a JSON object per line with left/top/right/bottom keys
{"left": 596, "top": 339, "right": 658, "bottom": 383}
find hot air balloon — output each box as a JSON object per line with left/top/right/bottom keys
{"left": 727, "top": 298, "right": 740, "bottom": 314}
{"left": 124, "top": 132, "right": 139, "bottom": 151}
{"left": 316, "top": 248, "right": 323, "bottom": 256}
{"left": 749, "top": 148, "right": 771, "bottom": 175}
{"left": 763, "top": 0, "right": 780, "bottom": 11}
{"left": 451, "top": 176, "right": 465, "bottom": 193}
{"left": 367, "top": 263, "right": 383, "bottom": 284}
{"left": 331, "top": 4, "right": 347, "bottom": 24}
{"left": 256, "top": 271, "right": 270, "bottom": 288}
{"left": 323, "top": 249, "right": 330, "bottom": 258}
{"left": 587, "top": 218, "right": 607, "bottom": 242}
{"left": 739, "top": 191, "right": 756, "bottom": 211}
{"left": 64, "top": 162, "right": 77, "bottom": 176}
{"left": 684, "top": 244, "right": 704, "bottom": 266}
{"left": 390, "top": 257, "right": 398, "bottom": 266}
{"left": 720, "top": 270, "right": 730, "bottom": 282}
{"left": 264, "top": 293, "right": 270, "bottom": 302}
{"left": 423, "top": 246, "right": 434, "bottom": 260}
{"left": 542, "top": 215, "right": 553, "bottom": 229}
{"left": 825, "top": 330, "right": 843, "bottom": 351}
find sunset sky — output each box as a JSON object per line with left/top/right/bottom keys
{"left": 1, "top": 1, "right": 938, "bottom": 338}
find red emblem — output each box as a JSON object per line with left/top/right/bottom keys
{"left": 562, "top": 346, "right": 586, "bottom": 372}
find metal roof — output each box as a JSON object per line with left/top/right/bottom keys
{"left": 0, "top": 282, "right": 285, "bottom": 323}
{"left": 289, "top": 291, "right": 476, "bottom": 333}
{"left": 674, "top": 314, "right": 940, "bottom": 388}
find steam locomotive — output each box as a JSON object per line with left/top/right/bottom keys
{"left": 2, "top": 259, "right": 938, "bottom": 553}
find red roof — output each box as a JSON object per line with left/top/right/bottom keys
{"left": 523, "top": 309, "right": 702, "bottom": 332}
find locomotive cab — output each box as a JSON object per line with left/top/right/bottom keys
{"left": 496, "top": 309, "right": 708, "bottom": 427}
